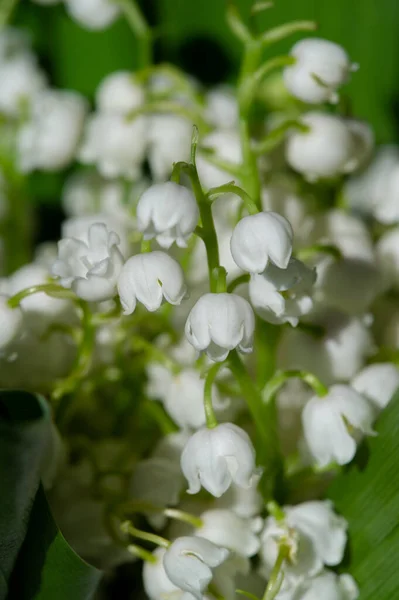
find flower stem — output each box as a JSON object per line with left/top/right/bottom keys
{"left": 7, "top": 283, "right": 77, "bottom": 309}
{"left": 262, "top": 369, "right": 329, "bottom": 403}
{"left": 116, "top": 0, "right": 153, "bottom": 68}
{"left": 227, "top": 274, "right": 250, "bottom": 293}
{"left": 254, "top": 120, "right": 310, "bottom": 155}
{"left": 120, "top": 521, "right": 170, "bottom": 548}
{"left": 262, "top": 543, "right": 289, "bottom": 600}
{"left": 127, "top": 544, "right": 158, "bottom": 562}
{"left": 207, "top": 182, "right": 258, "bottom": 215}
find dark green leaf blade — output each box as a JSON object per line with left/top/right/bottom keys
{"left": 328, "top": 388, "right": 399, "bottom": 600}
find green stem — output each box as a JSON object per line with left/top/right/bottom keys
{"left": 0, "top": 0, "right": 19, "bottom": 26}
{"left": 7, "top": 283, "right": 76, "bottom": 309}
{"left": 262, "top": 543, "right": 289, "bottom": 600}
{"left": 116, "top": 0, "right": 152, "bottom": 68}
{"left": 296, "top": 243, "right": 342, "bottom": 262}
{"left": 120, "top": 521, "right": 170, "bottom": 548}
{"left": 227, "top": 274, "right": 250, "bottom": 293}
{"left": 259, "top": 20, "right": 317, "bottom": 46}
{"left": 172, "top": 161, "right": 220, "bottom": 292}
{"left": 204, "top": 362, "right": 224, "bottom": 428}
{"left": 262, "top": 369, "right": 329, "bottom": 404}
{"left": 228, "top": 350, "right": 282, "bottom": 500}
{"left": 127, "top": 544, "right": 158, "bottom": 563}
{"left": 126, "top": 101, "right": 208, "bottom": 131}
{"left": 254, "top": 120, "right": 310, "bottom": 155}
{"left": 207, "top": 182, "right": 258, "bottom": 215}
{"left": 140, "top": 238, "right": 152, "bottom": 253}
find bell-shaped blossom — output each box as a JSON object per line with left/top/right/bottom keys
{"left": 345, "top": 118, "right": 374, "bottom": 172}
{"left": 143, "top": 547, "right": 183, "bottom": 600}
{"left": 147, "top": 364, "right": 229, "bottom": 430}
{"left": 163, "top": 536, "right": 229, "bottom": 600}
{"left": 148, "top": 114, "right": 193, "bottom": 182}
{"left": 96, "top": 71, "right": 145, "bottom": 115}
{"left": 181, "top": 422, "right": 260, "bottom": 498}
{"left": 276, "top": 379, "right": 312, "bottom": 457}
{"left": 195, "top": 509, "right": 262, "bottom": 558}
{"left": 313, "top": 209, "right": 375, "bottom": 262}
{"left": 284, "top": 38, "right": 355, "bottom": 104}
{"left": 302, "top": 384, "right": 375, "bottom": 467}
{"left": 196, "top": 130, "right": 242, "bottom": 189}
{"left": 0, "top": 52, "right": 46, "bottom": 117}
{"left": 7, "top": 263, "right": 74, "bottom": 335}
{"left": 185, "top": 293, "right": 255, "bottom": 362}
{"left": 231, "top": 212, "right": 293, "bottom": 274}
{"left": 376, "top": 226, "right": 399, "bottom": 291}
{"left": 18, "top": 90, "right": 87, "bottom": 173}
{"left": 278, "top": 311, "right": 374, "bottom": 385}
{"left": 0, "top": 295, "right": 23, "bottom": 350}
{"left": 129, "top": 457, "right": 185, "bottom": 529}
{"left": 213, "top": 480, "right": 263, "bottom": 519}
{"left": 52, "top": 222, "right": 124, "bottom": 302}
{"left": 79, "top": 112, "right": 147, "bottom": 179}
{"left": 62, "top": 212, "right": 130, "bottom": 258}
{"left": 277, "top": 570, "right": 359, "bottom": 600}
{"left": 249, "top": 258, "right": 316, "bottom": 326}
{"left": 205, "top": 86, "right": 238, "bottom": 130}
{"left": 137, "top": 182, "right": 199, "bottom": 248}
{"left": 117, "top": 251, "right": 187, "bottom": 315}
{"left": 286, "top": 112, "right": 356, "bottom": 180}
{"left": 64, "top": 0, "right": 121, "bottom": 30}
{"left": 351, "top": 363, "right": 399, "bottom": 411}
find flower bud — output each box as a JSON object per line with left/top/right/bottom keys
{"left": 284, "top": 38, "right": 355, "bottom": 104}
{"left": 143, "top": 547, "right": 182, "bottom": 600}
{"left": 79, "top": 112, "right": 147, "bottom": 180}
{"left": 286, "top": 112, "right": 355, "bottom": 180}
{"left": 64, "top": 0, "right": 120, "bottom": 30}
{"left": 163, "top": 536, "right": 229, "bottom": 600}
{"left": 185, "top": 293, "right": 255, "bottom": 362}
{"left": 302, "top": 384, "right": 375, "bottom": 467}
{"left": 96, "top": 71, "right": 145, "bottom": 115}
{"left": 52, "top": 222, "right": 124, "bottom": 302}
{"left": 249, "top": 258, "right": 316, "bottom": 326}
{"left": 137, "top": 182, "right": 199, "bottom": 248}
{"left": 351, "top": 363, "right": 399, "bottom": 411}
{"left": 18, "top": 90, "right": 87, "bottom": 172}
{"left": 0, "top": 295, "right": 23, "bottom": 350}
{"left": 117, "top": 251, "right": 187, "bottom": 314}
{"left": 181, "top": 422, "right": 260, "bottom": 498}
{"left": 231, "top": 212, "right": 293, "bottom": 274}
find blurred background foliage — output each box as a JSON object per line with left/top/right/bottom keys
{"left": 11, "top": 0, "right": 399, "bottom": 230}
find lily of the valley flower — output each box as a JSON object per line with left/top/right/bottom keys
{"left": 230, "top": 212, "right": 293, "bottom": 273}
{"left": 277, "top": 570, "right": 359, "bottom": 600}
{"left": 249, "top": 257, "right": 316, "bottom": 326}
{"left": 284, "top": 38, "right": 354, "bottom": 104}
{"left": 117, "top": 251, "right": 187, "bottom": 314}
{"left": 64, "top": 0, "right": 121, "bottom": 30}
{"left": 52, "top": 222, "right": 124, "bottom": 302}
{"left": 96, "top": 71, "right": 145, "bottom": 115}
{"left": 0, "top": 295, "right": 23, "bottom": 350}
{"left": 143, "top": 547, "right": 183, "bottom": 600}
{"left": 195, "top": 509, "right": 262, "bottom": 558}
{"left": 163, "top": 536, "right": 229, "bottom": 600}
{"left": 302, "top": 384, "right": 375, "bottom": 467}
{"left": 185, "top": 292, "right": 255, "bottom": 362}
{"left": 351, "top": 363, "right": 399, "bottom": 411}
{"left": 137, "top": 182, "right": 199, "bottom": 248}
{"left": 181, "top": 423, "right": 260, "bottom": 498}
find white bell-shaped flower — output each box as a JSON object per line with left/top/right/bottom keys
{"left": 231, "top": 212, "right": 293, "bottom": 274}
{"left": 278, "top": 311, "right": 374, "bottom": 385}
{"left": 64, "top": 0, "right": 120, "bottom": 30}
{"left": 148, "top": 114, "right": 193, "bottom": 182}
{"left": 213, "top": 479, "right": 263, "bottom": 519}
{"left": 185, "top": 293, "right": 255, "bottom": 362}
{"left": 181, "top": 422, "right": 260, "bottom": 498}
{"left": 62, "top": 212, "right": 130, "bottom": 258}
{"left": 284, "top": 38, "right": 354, "bottom": 104}
{"left": 143, "top": 547, "right": 183, "bottom": 600}
{"left": 302, "top": 384, "right": 375, "bottom": 467}
{"left": 52, "top": 222, "right": 124, "bottom": 302}
{"left": 284, "top": 501, "right": 348, "bottom": 567}
{"left": 7, "top": 263, "right": 74, "bottom": 335}
{"left": 249, "top": 258, "right": 316, "bottom": 326}
{"left": 0, "top": 295, "right": 23, "bottom": 350}
{"left": 117, "top": 251, "right": 187, "bottom": 314}
{"left": 137, "top": 182, "right": 199, "bottom": 249}
{"left": 286, "top": 112, "right": 355, "bottom": 180}
{"left": 351, "top": 363, "right": 399, "bottom": 411}
{"left": 147, "top": 364, "right": 229, "bottom": 430}
{"left": 79, "top": 112, "right": 147, "bottom": 179}
{"left": 195, "top": 509, "right": 262, "bottom": 558}
{"left": 96, "top": 71, "right": 145, "bottom": 115}
{"left": 205, "top": 86, "right": 238, "bottom": 130}
{"left": 280, "top": 570, "right": 359, "bottom": 600}
{"left": 18, "top": 90, "right": 87, "bottom": 172}
{"left": 0, "top": 53, "right": 46, "bottom": 117}
{"left": 163, "top": 536, "right": 229, "bottom": 600}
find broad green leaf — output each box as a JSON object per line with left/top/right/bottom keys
{"left": 328, "top": 389, "right": 399, "bottom": 600}
{"left": 0, "top": 390, "right": 102, "bottom": 600}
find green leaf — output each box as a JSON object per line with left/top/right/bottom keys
{"left": 0, "top": 390, "right": 102, "bottom": 600}
{"left": 328, "top": 389, "right": 399, "bottom": 599}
